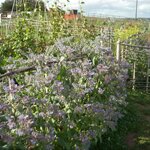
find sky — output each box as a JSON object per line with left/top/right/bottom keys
{"left": 0, "top": 0, "right": 150, "bottom": 18}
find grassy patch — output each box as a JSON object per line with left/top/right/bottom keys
{"left": 91, "top": 90, "right": 150, "bottom": 150}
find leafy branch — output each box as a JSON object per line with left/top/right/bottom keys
{"left": 0, "top": 55, "right": 86, "bottom": 79}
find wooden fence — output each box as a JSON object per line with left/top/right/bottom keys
{"left": 116, "top": 33, "right": 150, "bottom": 92}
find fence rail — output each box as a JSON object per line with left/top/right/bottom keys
{"left": 116, "top": 32, "right": 150, "bottom": 92}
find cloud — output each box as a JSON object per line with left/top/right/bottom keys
{"left": 82, "top": 0, "right": 150, "bottom": 18}
{"left": 0, "top": 0, "right": 149, "bottom": 18}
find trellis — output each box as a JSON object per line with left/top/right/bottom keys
{"left": 0, "top": 0, "right": 49, "bottom": 38}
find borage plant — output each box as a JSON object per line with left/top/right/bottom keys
{"left": 0, "top": 36, "right": 129, "bottom": 150}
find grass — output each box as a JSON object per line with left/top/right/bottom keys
{"left": 125, "top": 91, "right": 150, "bottom": 150}
{"left": 91, "top": 90, "right": 150, "bottom": 150}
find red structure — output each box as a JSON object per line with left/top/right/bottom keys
{"left": 64, "top": 14, "right": 78, "bottom": 20}
{"left": 64, "top": 9, "right": 78, "bottom": 20}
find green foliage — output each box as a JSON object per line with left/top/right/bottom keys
{"left": 0, "top": 36, "right": 128, "bottom": 149}
{"left": 0, "top": 16, "right": 36, "bottom": 65}
{"left": 0, "top": 0, "right": 13, "bottom": 12}
{"left": 49, "top": 5, "right": 65, "bottom": 44}
{"left": 114, "top": 23, "right": 140, "bottom": 41}
{"left": 0, "top": 0, "right": 45, "bottom": 13}
{"left": 0, "top": 3, "right": 99, "bottom": 67}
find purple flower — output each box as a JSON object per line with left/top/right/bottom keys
{"left": 39, "top": 112, "right": 46, "bottom": 118}
{"left": 104, "top": 75, "right": 112, "bottom": 84}
{"left": 88, "top": 71, "right": 95, "bottom": 77}
{"left": 98, "top": 88, "right": 104, "bottom": 94}
{"left": 3, "top": 80, "right": 23, "bottom": 93}
{"left": 45, "top": 74, "right": 54, "bottom": 84}
{"left": 7, "top": 118, "right": 16, "bottom": 129}
{"left": 53, "top": 81, "right": 64, "bottom": 93}
{"left": 22, "top": 96, "right": 30, "bottom": 104}
{"left": 16, "top": 129, "right": 25, "bottom": 136}
{"left": 0, "top": 122, "right": 6, "bottom": 130}
{"left": 97, "top": 64, "right": 109, "bottom": 73}
{"left": 0, "top": 104, "right": 8, "bottom": 111}
{"left": 0, "top": 135, "right": 13, "bottom": 143}
{"left": 79, "top": 133, "right": 91, "bottom": 148}
{"left": 88, "top": 130, "right": 96, "bottom": 138}
{"left": 70, "top": 68, "right": 82, "bottom": 75}
{"left": 18, "top": 114, "right": 33, "bottom": 128}
{"left": 120, "top": 61, "right": 130, "bottom": 68}
{"left": 74, "top": 106, "right": 83, "bottom": 113}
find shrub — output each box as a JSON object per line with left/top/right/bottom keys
{"left": 0, "top": 36, "right": 129, "bottom": 149}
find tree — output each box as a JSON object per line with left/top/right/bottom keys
{"left": 0, "top": 0, "right": 45, "bottom": 13}
{"left": 1, "top": 0, "right": 14, "bottom": 12}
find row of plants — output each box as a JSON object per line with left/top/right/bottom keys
{"left": 0, "top": 35, "right": 129, "bottom": 149}
{"left": 0, "top": 4, "right": 98, "bottom": 67}
{"left": 1, "top": 0, "right": 148, "bottom": 65}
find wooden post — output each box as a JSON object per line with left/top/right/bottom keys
{"left": 116, "top": 39, "right": 120, "bottom": 61}
{"left": 100, "top": 27, "right": 103, "bottom": 36}
{"left": 121, "top": 46, "right": 124, "bottom": 60}
{"left": 124, "top": 41, "right": 128, "bottom": 60}
{"left": 132, "top": 62, "right": 136, "bottom": 90}
{"left": 146, "top": 57, "right": 150, "bottom": 92}
{"left": 0, "top": 14, "right": 1, "bottom": 25}
{"left": 108, "top": 27, "right": 111, "bottom": 48}
{"left": 8, "top": 77, "right": 13, "bottom": 101}
{"left": 6, "top": 23, "right": 8, "bottom": 36}
{"left": 0, "top": 24, "right": 2, "bottom": 37}
{"left": 100, "top": 40, "right": 103, "bottom": 47}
